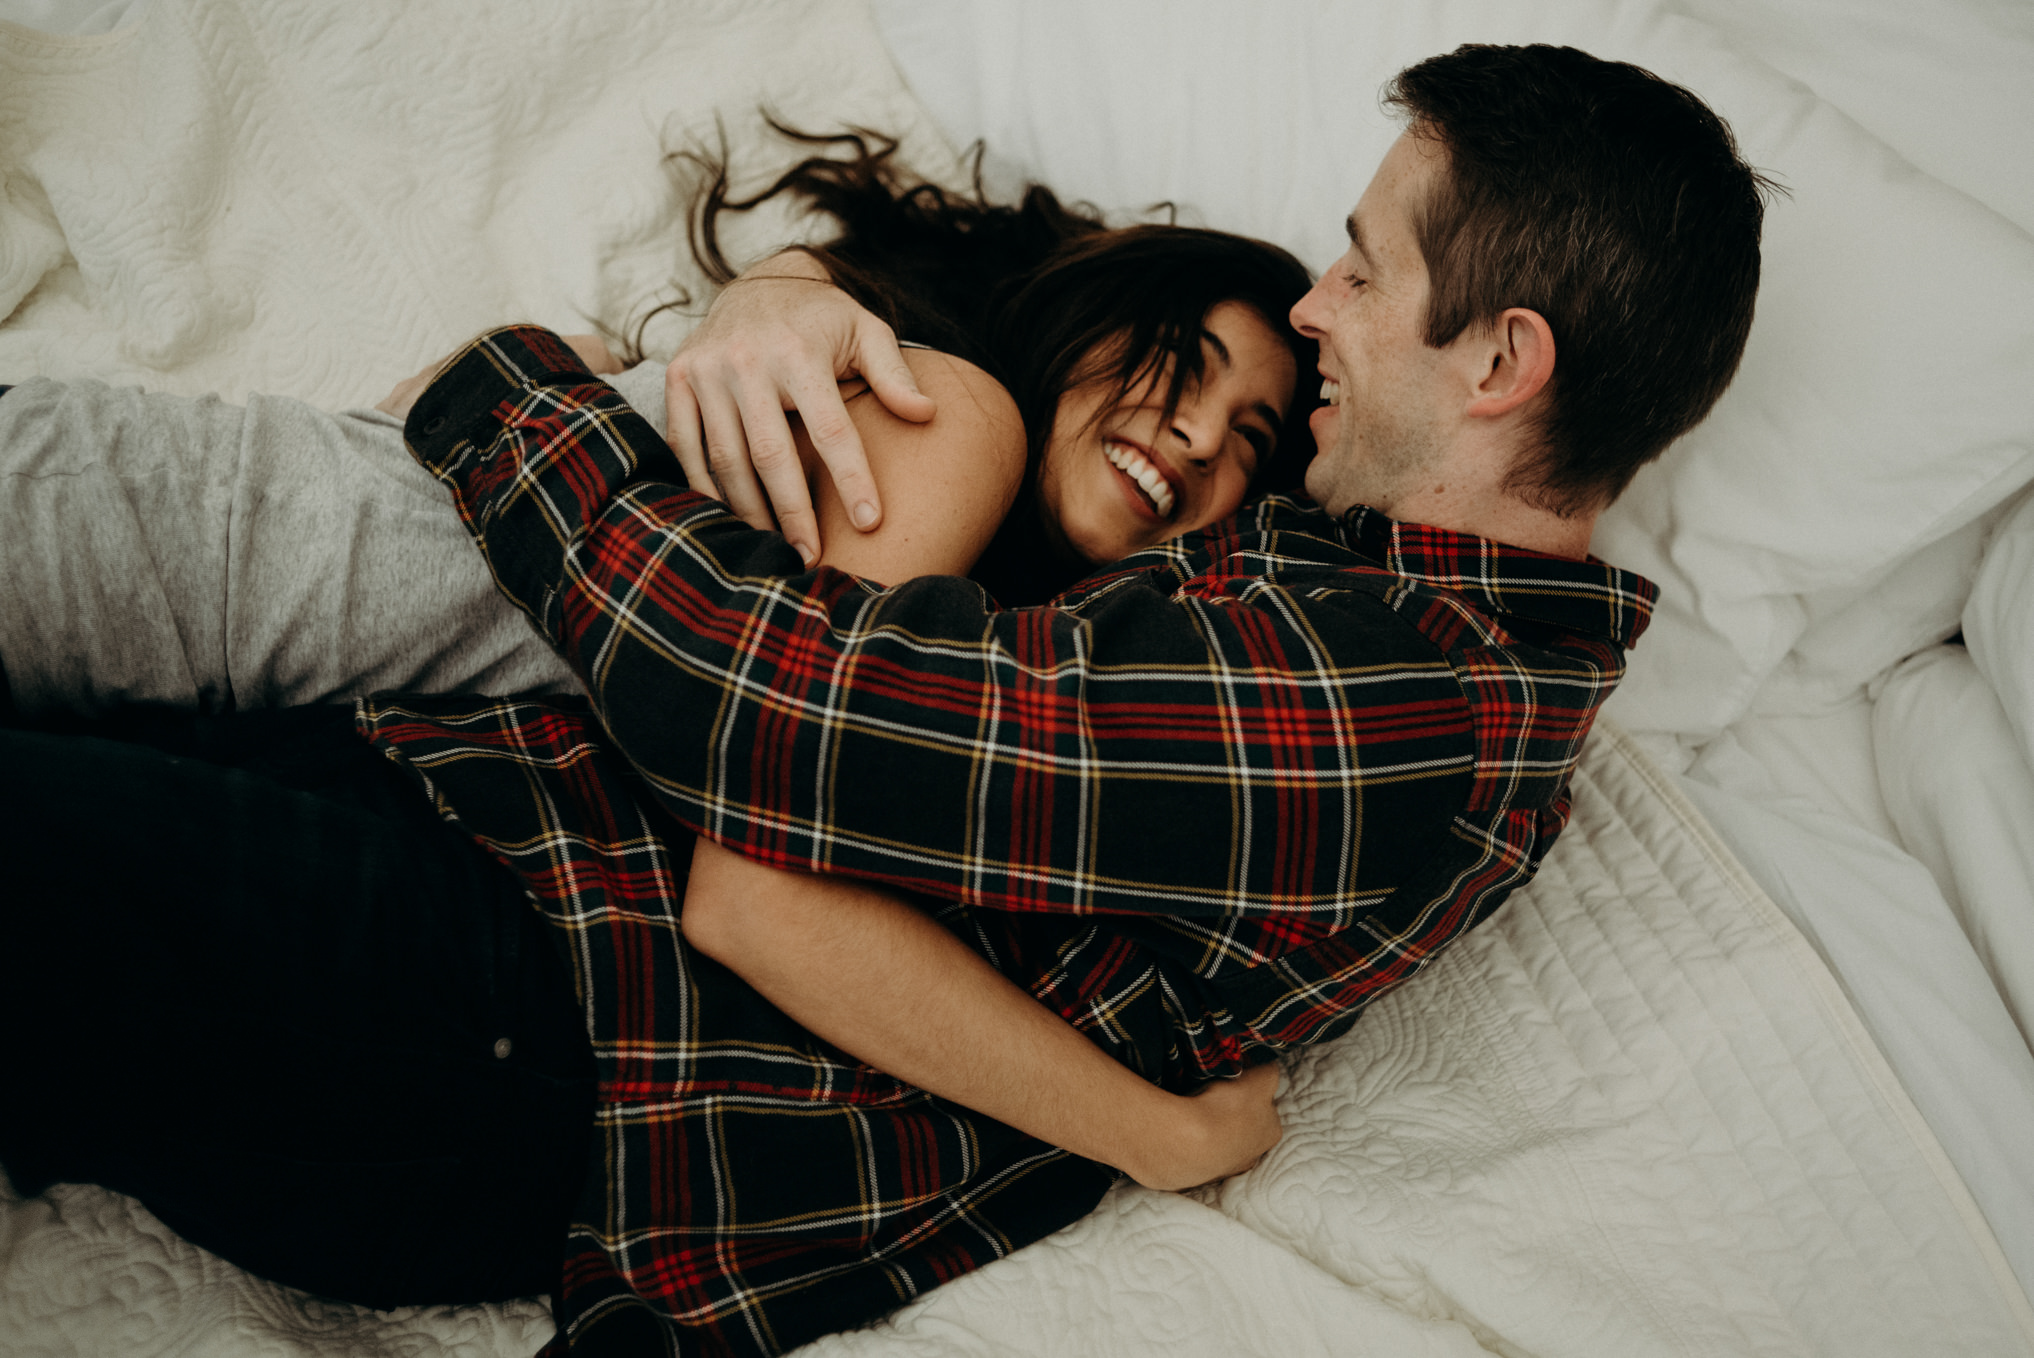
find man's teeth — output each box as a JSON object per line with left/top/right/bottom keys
{"left": 1104, "top": 441, "right": 1176, "bottom": 517}
{"left": 1321, "top": 378, "right": 1341, "bottom": 406}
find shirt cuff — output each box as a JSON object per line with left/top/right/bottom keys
{"left": 403, "top": 325, "right": 601, "bottom": 473}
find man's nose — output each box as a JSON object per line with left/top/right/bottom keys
{"left": 1290, "top": 281, "right": 1329, "bottom": 337}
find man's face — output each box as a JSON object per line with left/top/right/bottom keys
{"left": 1289, "top": 132, "right": 1458, "bottom": 519}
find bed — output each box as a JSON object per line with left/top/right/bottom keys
{"left": 2, "top": 1, "right": 2031, "bottom": 1354}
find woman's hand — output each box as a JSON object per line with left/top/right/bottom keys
{"left": 374, "top": 352, "right": 451, "bottom": 421}
{"left": 562, "top": 332, "right": 623, "bottom": 376}
{"left": 664, "top": 251, "right": 936, "bottom": 566}
{"left": 1125, "top": 1063, "right": 1284, "bottom": 1192}
{"left": 374, "top": 333, "right": 620, "bottom": 420}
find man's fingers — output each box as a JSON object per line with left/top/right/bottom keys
{"left": 856, "top": 322, "right": 938, "bottom": 427}
{"left": 694, "top": 383, "right": 776, "bottom": 532}
{"left": 734, "top": 373, "right": 823, "bottom": 566}
{"left": 665, "top": 373, "right": 718, "bottom": 497}
{"left": 782, "top": 367, "right": 880, "bottom": 538}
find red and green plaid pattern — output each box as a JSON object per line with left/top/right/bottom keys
{"left": 364, "top": 327, "right": 1656, "bottom": 1354}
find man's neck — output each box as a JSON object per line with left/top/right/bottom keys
{"left": 1382, "top": 482, "right": 1599, "bottom": 560}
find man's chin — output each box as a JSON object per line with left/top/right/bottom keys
{"left": 1302, "top": 461, "right": 1343, "bottom": 515}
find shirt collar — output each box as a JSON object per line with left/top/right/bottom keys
{"left": 1337, "top": 505, "right": 1658, "bottom": 649}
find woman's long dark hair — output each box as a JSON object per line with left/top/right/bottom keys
{"left": 660, "top": 119, "right": 1318, "bottom": 600}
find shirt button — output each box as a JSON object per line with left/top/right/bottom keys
{"left": 422, "top": 415, "right": 447, "bottom": 436}
{"left": 493, "top": 1037, "right": 513, "bottom": 1060}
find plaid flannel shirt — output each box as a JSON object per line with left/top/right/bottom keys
{"left": 361, "top": 326, "right": 1656, "bottom": 1356}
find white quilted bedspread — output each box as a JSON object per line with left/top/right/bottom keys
{"left": 3, "top": 2, "right": 2032, "bottom": 1354}
{"left": 6, "top": 726, "right": 2031, "bottom": 1356}
{"left": 0, "top": 0, "right": 963, "bottom": 402}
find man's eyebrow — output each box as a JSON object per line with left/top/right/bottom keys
{"left": 1344, "top": 212, "right": 1368, "bottom": 258}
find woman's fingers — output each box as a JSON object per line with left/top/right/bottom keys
{"left": 784, "top": 313, "right": 934, "bottom": 535}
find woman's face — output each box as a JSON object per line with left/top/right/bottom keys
{"left": 1036, "top": 300, "right": 1299, "bottom": 567}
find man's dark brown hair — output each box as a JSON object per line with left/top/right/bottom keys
{"left": 1386, "top": 44, "right": 1777, "bottom": 514}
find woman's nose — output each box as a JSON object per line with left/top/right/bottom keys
{"left": 1171, "top": 409, "right": 1221, "bottom": 467}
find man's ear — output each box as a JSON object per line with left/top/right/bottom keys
{"left": 1463, "top": 307, "right": 1555, "bottom": 420}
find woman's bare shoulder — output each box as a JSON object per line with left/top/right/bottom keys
{"left": 897, "top": 348, "right": 1021, "bottom": 425}
{"left": 805, "top": 349, "right": 1026, "bottom": 582}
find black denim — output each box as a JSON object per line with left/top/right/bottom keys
{"left": 0, "top": 704, "right": 594, "bottom": 1308}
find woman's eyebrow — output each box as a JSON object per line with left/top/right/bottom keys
{"left": 1198, "top": 330, "right": 1283, "bottom": 429}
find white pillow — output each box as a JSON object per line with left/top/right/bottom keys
{"left": 872, "top": 0, "right": 2034, "bottom": 744}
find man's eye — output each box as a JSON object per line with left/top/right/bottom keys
{"left": 1241, "top": 428, "right": 1272, "bottom": 467}
{"left": 1343, "top": 270, "right": 1367, "bottom": 289}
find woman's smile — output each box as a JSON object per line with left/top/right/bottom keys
{"left": 1039, "top": 300, "right": 1299, "bottom": 566}
{"left": 1102, "top": 438, "right": 1179, "bottom": 520}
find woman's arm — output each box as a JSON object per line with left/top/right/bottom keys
{"left": 683, "top": 839, "right": 1282, "bottom": 1190}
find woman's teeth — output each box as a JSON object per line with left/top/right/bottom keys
{"left": 1104, "top": 441, "right": 1175, "bottom": 517}
{"left": 1321, "top": 378, "right": 1341, "bottom": 405}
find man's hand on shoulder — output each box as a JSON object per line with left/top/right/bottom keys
{"left": 663, "top": 251, "right": 936, "bottom": 566}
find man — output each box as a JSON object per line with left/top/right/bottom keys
{"left": 358, "top": 42, "right": 1768, "bottom": 1355}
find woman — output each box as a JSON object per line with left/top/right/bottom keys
{"left": 651, "top": 127, "right": 1314, "bottom": 605}
{"left": 0, "top": 135, "right": 1313, "bottom": 1353}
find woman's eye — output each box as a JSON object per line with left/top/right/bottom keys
{"left": 1343, "top": 270, "right": 1367, "bottom": 289}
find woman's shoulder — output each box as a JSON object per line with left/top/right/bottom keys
{"left": 836, "top": 346, "right": 1016, "bottom": 427}
{"left": 896, "top": 347, "right": 1020, "bottom": 438}
{"left": 816, "top": 348, "right": 1026, "bottom": 581}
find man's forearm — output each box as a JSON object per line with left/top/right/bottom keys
{"left": 682, "top": 840, "right": 1279, "bottom": 1191}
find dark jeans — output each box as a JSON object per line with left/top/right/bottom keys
{"left": 0, "top": 704, "right": 595, "bottom": 1308}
